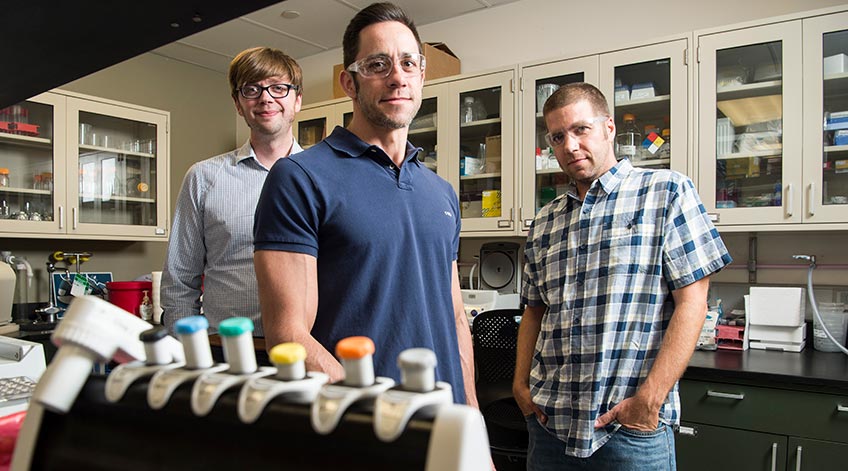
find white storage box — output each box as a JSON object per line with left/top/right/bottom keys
{"left": 748, "top": 287, "right": 805, "bottom": 327}
{"left": 748, "top": 323, "right": 806, "bottom": 343}
{"left": 824, "top": 53, "right": 848, "bottom": 75}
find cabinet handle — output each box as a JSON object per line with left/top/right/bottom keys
{"left": 677, "top": 425, "right": 697, "bottom": 436}
{"left": 807, "top": 182, "right": 815, "bottom": 217}
{"left": 786, "top": 183, "right": 793, "bottom": 217}
{"left": 770, "top": 442, "right": 778, "bottom": 471}
{"left": 72, "top": 207, "right": 78, "bottom": 230}
{"left": 837, "top": 404, "right": 848, "bottom": 413}
{"left": 795, "top": 445, "right": 802, "bottom": 471}
{"left": 706, "top": 390, "right": 745, "bottom": 400}
{"left": 58, "top": 206, "right": 64, "bottom": 230}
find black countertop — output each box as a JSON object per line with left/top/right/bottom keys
{"left": 684, "top": 348, "right": 848, "bottom": 394}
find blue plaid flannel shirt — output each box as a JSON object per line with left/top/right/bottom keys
{"left": 521, "top": 159, "right": 731, "bottom": 458}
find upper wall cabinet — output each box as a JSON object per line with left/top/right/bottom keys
{"left": 0, "top": 90, "right": 169, "bottom": 240}
{"left": 294, "top": 99, "right": 353, "bottom": 149}
{"left": 699, "top": 11, "right": 848, "bottom": 230}
{"left": 519, "top": 56, "right": 600, "bottom": 230}
{"left": 803, "top": 11, "right": 848, "bottom": 224}
{"left": 600, "top": 39, "right": 690, "bottom": 176}
{"left": 517, "top": 37, "right": 690, "bottom": 233}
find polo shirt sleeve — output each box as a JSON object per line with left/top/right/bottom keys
{"left": 662, "top": 175, "right": 732, "bottom": 290}
{"left": 253, "top": 157, "right": 320, "bottom": 256}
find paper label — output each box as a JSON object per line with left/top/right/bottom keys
{"left": 70, "top": 274, "right": 89, "bottom": 297}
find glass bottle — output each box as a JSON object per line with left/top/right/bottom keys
{"left": 616, "top": 113, "right": 642, "bottom": 161}
{"left": 139, "top": 290, "right": 153, "bottom": 322}
{"left": 0, "top": 168, "right": 9, "bottom": 188}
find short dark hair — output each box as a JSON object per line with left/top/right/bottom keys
{"left": 342, "top": 2, "right": 422, "bottom": 69}
{"left": 228, "top": 47, "right": 303, "bottom": 99}
{"left": 542, "top": 82, "right": 610, "bottom": 118}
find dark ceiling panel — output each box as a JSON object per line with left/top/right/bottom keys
{"left": 0, "top": 0, "right": 282, "bottom": 108}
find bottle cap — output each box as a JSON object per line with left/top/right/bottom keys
{"left": 622, "top": 113, "right": 635, "bottom": 122}
{"left": 464, "top": 96, "right": 474, "bottom": 103}
{"left": 662, "top": 128, "right": 670, "bottom": 138}
{"left": 218, "top": 317, "right": 254, "bottom": 337}
{"left": 0, "top": 168, "right": 8, "bottom": 174}
{"left": 335, "top": 336, "right": 375, "bottom": 360}
{"left": 269, "top": 342, "right": 307, "bottom": 365}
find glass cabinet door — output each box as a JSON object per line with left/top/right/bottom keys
{"left": 698, "top": 22, "right": 803, "bottom": 225}
{"left": 519, "top": 56, "right": 599, "bottom": 231}
{"left": 0, "top": 93, "right": 64, "bottom": 234}
{"left": 803, "top": 12, "right": 848, "bottom": 223}
{"left": 68, "top": 98, "right": 168, "bottom": 237}
{"left": 600, "top": 39, "right": 689, "bottom": 174}
{"left": 453, "top": 70, "right": 515, "bottom": 233}
{"left": 294, "top": 101, "right": 353, "bottom": 149}
{"left": 409, "top": 84, "right": 448, "bottom": 180}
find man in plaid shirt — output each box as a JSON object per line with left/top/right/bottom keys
{"left": 513, "top": 83, "right": 731, "bottom": 470}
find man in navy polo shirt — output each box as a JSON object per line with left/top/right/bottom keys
{"left": 253, "top": 2, "right": 476, "bottom": 407}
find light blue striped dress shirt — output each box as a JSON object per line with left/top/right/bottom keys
{"left": 161, "top": 139, "right": 303, "bottom": 336}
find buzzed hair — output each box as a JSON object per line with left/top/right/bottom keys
{"left": 542, "top": 82, "right": 610, "bottom": 118}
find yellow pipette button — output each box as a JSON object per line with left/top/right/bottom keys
{"left": 269, "top": 342, "right": 307, "bottom": 365}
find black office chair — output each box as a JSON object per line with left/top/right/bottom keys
{"left": 471, "top": 308, "right": 528, "bottom": 470}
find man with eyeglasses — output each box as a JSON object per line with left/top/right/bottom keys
{"left": 161, "top": 47, "right": 303, "bottom": 363}
{"left": 513, "top": 83, "right": 731, "bottom": 470}
{"left": 254, "top": 2, "right": 477, "bottom": 408}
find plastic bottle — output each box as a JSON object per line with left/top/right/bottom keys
{"left": 659, "top": 128, "right": 671, "bottom": 160}
{"left": 139, "top": 290, "right": 153, "bottom": 322}
{"left": 460, "top": 96, "right": 487, "bottom": 124}
{"left": 616, "top": 113, "right": 642, "bottom": 161}
{"left": 773, "top": 181, "right": 782, "bottom": 206}
{"left": 0, "top": 168, "right": 9, "bottom": 188}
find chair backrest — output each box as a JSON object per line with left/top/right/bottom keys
{"left": 472, "top": 309, "right": 522, "bottom": 385}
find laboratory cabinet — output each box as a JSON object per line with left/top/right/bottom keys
{"left": 676, "top": 379, "right": 848, "bottom": 471}
{"left": 0, "top": 89, "right": 169, "bottom": 240}
{"left": 697, "top": 10, "right": 848, "bottom": 229}
{"left": 293, "top": 68, "right": 517, "bottom": 235}
{"left": 294, "top": 99, "right": 352, "bottom": 149}
{"left": 518, "top": 36, "right": 691, "bottom": 232}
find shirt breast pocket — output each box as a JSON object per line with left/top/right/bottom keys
{"left": 605, "top": 215, "right": 657, "bottom": 275}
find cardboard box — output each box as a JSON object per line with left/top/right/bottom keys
{"left": 422, "top": 42, "right": 460, "bottom": 81}
{"left": 332, "top": 63, "right": 345, "bottom": 99}
{"left": 331, "top": 42, "right": 460, "bottom": 98}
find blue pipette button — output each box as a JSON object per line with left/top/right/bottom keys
{"left": 174, "top": 315, "right": 209, "bottom": 335}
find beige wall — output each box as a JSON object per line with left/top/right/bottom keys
{"left": 0, "top": 53, "right": 238, "bottom": 301}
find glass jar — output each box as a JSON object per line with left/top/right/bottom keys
{"left": 616, "top": 113, "right": 642, "bottom": 161}
{"left": 460, "top": 96, "right": 487, "bottom": 124}
{"left": 0, "top": 168, "right": 9, "bottom": 188}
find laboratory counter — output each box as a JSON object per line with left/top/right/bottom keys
{"left": 684, "top": 347, "right": 848, "bottom": 395}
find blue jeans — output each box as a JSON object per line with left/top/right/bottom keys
{"left": 525, "top": 415, "right": 676, "bottom": 471}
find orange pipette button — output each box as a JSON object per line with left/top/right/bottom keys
{"left": 335, "top": 336, "right": 375, "bottom": 360}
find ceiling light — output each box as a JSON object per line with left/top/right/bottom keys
{"left": 280, "top": 10, "right": 301, "bottom": 19}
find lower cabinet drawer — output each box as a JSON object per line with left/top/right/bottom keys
{"left": 680, "top": 379, "right": 848, "bottom": 443}
{"left": 676, "top": 421, "right": 787, "bottom": 471}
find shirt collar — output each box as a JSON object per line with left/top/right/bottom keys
{"left": 565, "top": 158, "right": 634, "bottom": 201}
{"left": 235, "top": 138, "right": 304, "bottom": 166}
{"left": 326, "top": 126, "right": 422, "bottom": 167}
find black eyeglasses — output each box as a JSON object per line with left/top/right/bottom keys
{"left": 238, "top": 83, "right": 299, "bottom": 99}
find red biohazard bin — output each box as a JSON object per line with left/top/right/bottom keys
{"left": 106, "top": 281, "right": 152, "bottom": 317}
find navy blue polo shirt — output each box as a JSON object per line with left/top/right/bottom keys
{"left": 254, "top": 126, "right": 465, "bottom": 403}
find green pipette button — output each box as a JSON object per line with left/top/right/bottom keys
{"left": 218, "top": 317, "right": 254, "bottom": 337}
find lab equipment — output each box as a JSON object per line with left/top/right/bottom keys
{"left": 793, "top": 255, "right": 848, "bottom": 356}
{"left": 616, "top": 113, "right": 642, "bottom": 161}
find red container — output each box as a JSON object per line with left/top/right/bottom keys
{"left": 106, "top": 281, "right": 152, "bottom": 317}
